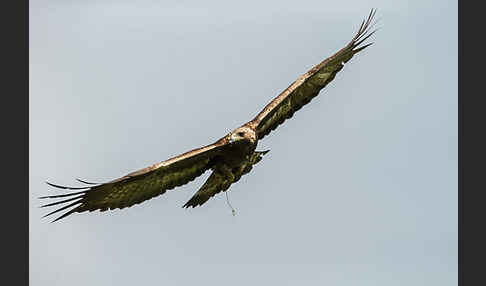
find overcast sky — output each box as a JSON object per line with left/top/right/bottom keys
{"left": 30, "top": 0, "right": 457, "bottom": 285}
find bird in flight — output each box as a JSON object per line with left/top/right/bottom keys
{"left": 41, "top": 9, "right": 377, "bottom": 222}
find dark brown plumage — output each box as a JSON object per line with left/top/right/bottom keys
{"left": 41, "top": 9, "right": 377, "bottom": 222}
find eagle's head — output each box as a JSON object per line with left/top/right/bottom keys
{"left": 229, "top": 126, "right": 257, "bottom": 144}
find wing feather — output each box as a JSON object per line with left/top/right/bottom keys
{"left": 249, "top": 9, "right": 377, "bottom": 140}
{"left": 41, "top": 141, "right": 228, "bottom": 221}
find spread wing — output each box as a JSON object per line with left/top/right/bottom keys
{"left": 182, "top": 150, "right": 269, "bottom": 208}
{"left": 40, "top": 141, "right": 229, "bottom": 222}
{"left": 249, "top": 9, "right": 377, "bottom": 140}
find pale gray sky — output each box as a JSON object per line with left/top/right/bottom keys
{"left": 30, "top": 1, "right": 457, "bottom": 285}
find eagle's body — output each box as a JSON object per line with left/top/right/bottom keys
{"left": 41, "top": 10, "right": 377, "bottom": 222}
{"left": 182, "top": 125, "right": 259, "bottom": 208}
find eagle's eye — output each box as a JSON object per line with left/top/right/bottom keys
{"left": 237, "top": 132, "right": 245, "bottom": 137}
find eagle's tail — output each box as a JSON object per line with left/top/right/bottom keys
{"left": 182, "top": 150, "right": 270, "bottom": 208}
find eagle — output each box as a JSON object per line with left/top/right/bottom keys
{"left": 41, "top": 9, "right": 377, "bottom": 222}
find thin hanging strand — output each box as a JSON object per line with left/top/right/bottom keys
{"left": 225, "top": 191, "right": 236, "bottom": 216}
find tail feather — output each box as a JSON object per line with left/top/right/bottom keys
{"left": 183, "top": 150, "right": 270, "bottom": 209}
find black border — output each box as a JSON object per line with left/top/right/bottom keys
{"left": 4, "top": 0, "right": 28, "bottom": 284}
{"left": 459, "top": 1, "right": 483, "bottom": 284}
